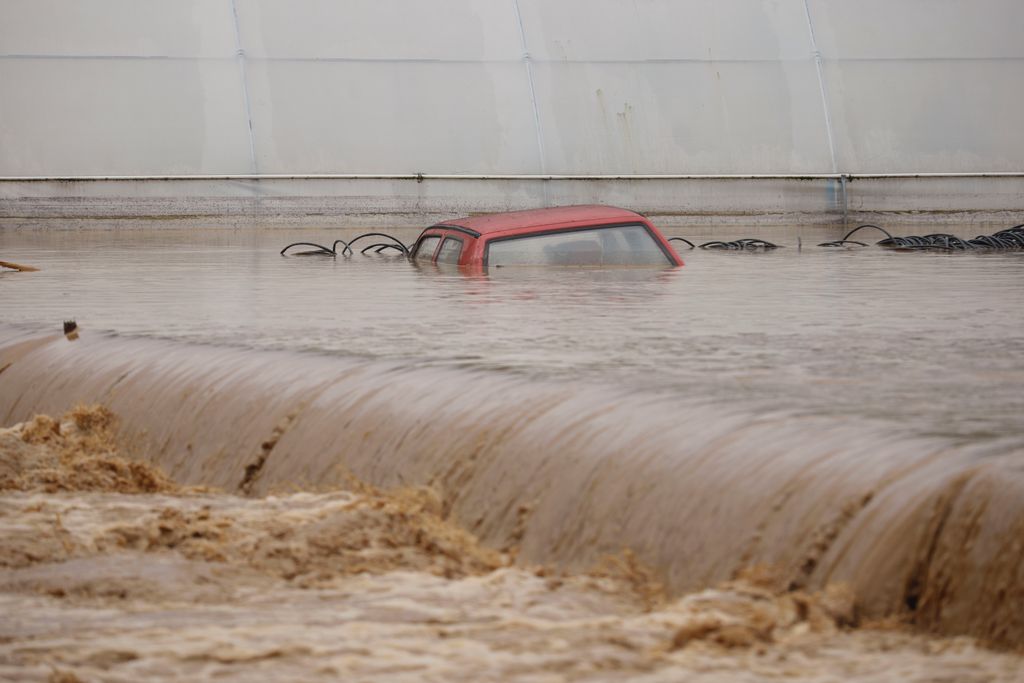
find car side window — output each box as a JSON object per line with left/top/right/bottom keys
{"left": 436, "top": 237, "right": 463, "bottom": 264}
{"left": 414, "top": 235, "right": 441, "bottom": 261}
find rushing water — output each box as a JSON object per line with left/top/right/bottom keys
{"left": 2, "top": 225, "right": 1023, "bottom": 445}
{"left": 1, "top": 405, "right": 1022, "bottom": 682}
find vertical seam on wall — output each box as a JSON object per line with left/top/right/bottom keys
{"left": 511, "top": 0, "right": 547, "bottom": 176}
{"left": 802, "top": 0, "right": 838, "bottom": 173}
{"left": 230, "top": 0, "right": 258, "bottom": 173}
{"left": 841, "top": 173, "right": 849, "bottom": 221}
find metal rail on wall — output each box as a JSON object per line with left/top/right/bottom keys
{"left": 3, "top": 173, "right": 1024, "bottom": 181}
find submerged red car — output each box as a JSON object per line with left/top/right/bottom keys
{"left": 412, "top": 205, "right": 684, "bottom": 267}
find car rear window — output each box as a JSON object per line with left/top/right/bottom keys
{"left": 487, "top": 224, "right": 671, "bottom": 266}
{"left": 414, "top": 235, "right": 440, "bottom": 261}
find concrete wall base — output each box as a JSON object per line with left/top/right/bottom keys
{"left": 2, "top": 176, "right": 1022, "bottom": 230}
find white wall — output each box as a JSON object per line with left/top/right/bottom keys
{"left": 1, "top": 0, "right": 1022, "bottom": 176}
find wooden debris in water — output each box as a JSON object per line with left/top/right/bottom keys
{"left": 0, "top": 260, "right": 39, "bottom": 272}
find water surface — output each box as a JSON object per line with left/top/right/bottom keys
{"left": 2, "top": 225, "right": 1022, "bottom": 445}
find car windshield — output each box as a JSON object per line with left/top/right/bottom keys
{"left": 486, "top": 224, "right": 671, "bottom": 267}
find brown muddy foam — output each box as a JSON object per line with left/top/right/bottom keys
{"left": 1, "top": 328, "right": 1023, "bottom": 651}
{"left": 0, "top": 405, "right": 178, "bottom": 495}
{"left": 2, "top": 409, "right": 1022, "bottom": 681}
{"left": 0, "top": 406, "right": 502, "bottom": 580}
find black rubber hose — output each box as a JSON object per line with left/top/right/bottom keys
{"left": 818, "top": 240, "right": 868, "bottom": 247}
{"left": 871, "top": 226, "right": 1024, "bottom": 251}
{"left": 699, "top": 239, "right": 780, "bottom": 250}
{"left": 282, "top": 234, "right": 410, "bottom": 258}
{"left": 842, "top": 224, "right": 894, "bottom": 242}
{"left": 280, "top": 242, "right": 336, "bottom": 256}
{"left": 737, "top": 239, "right": 781, "bottom": 249}
{"left": 667, "top": 237, "right": 696, "bottom": 249}
{"left": 360, "top": 243, "right": 407, "bottom": 255}
{"left": 342, "top": 233, "right": 410, "bottom": 257}
{"left": 995, "top": 230, "right": 1024, "bottom": 247}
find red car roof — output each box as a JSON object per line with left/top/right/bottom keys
{"left": 438, "top": 205, "right": 644, "bottom": 236}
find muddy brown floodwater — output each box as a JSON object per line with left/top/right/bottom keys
{"left": 1, "top": 407, "right": 1021, "bottom": 683}
{"left": 1, "top": 225, "right": 1023, "bottom": 680}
